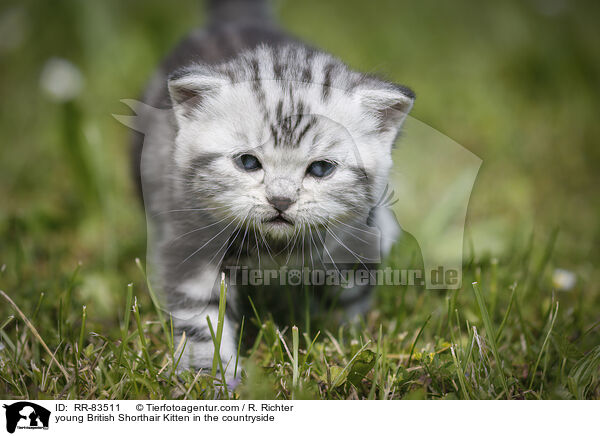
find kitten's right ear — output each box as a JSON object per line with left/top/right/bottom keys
{"left": 167, "top": 68, "right": 225, "bottom": 121}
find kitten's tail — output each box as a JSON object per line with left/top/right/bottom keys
{"left": 207, "top": 0, "right": 273, "bottom": 26}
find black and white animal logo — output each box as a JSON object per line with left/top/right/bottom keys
{"left": 2, "top": 402, "right": 51, "bottom": 434}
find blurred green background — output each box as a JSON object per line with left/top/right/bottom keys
{"left": 0, "top": 0, "right": 599, "bottom": 356}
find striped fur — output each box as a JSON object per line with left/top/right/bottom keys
{"left": 133, "top": 0, "right": 414, "bottom": 378}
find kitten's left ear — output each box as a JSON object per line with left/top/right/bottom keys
{"left": 356, "top": 84, "right": 415, "bottom": 140}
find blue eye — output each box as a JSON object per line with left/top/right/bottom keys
{"left": 307, "top": 160, "right": 336, "bottom": 178}
{"left": 236, "top": 154, "right": 262, "bottom": 171}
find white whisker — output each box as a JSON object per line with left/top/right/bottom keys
{"left": 152, "top": 205, "right": 229, "bottom": 217}
{"left": 168, "top": 213, "right": 235, "bottom": 244}
{"left": 178, "top": 217, "right": 239, "bottom": 266}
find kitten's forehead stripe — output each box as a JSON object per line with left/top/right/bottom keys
{"left": 272, "top": 52, "right": 283, "bottom": 80}
{"left": 270, "top": 108, "right": 317, "bottom": 149}
{"left": 301, "top": 66, "right": 312, "bottom": 84}
{"left": 302, "top": 49, "right": 315, "bottom": 84}
{"left": 321, "top": 62, "right": 335, "bottom": 101}
{"left": 249, "top": 58, "right": 268, "bottom": 113}
{"left": 294, "top": 116, "right": 316, "bottom": 147}
{"left": 289, "top": 112, "right": 303, "bottom": 138}
{"left": 223, "top": 66, "right": 236, "bottom": 82}
{"left": 269, "top": 124, "right": 281, "bottom": 147}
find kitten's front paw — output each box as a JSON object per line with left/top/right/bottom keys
{"left": 174, "top": 339, "right": 237, "bottom": 382}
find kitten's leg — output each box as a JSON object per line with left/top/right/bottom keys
{"left": 168, "top": 267, "right": 238, "bottom": 380}
{"left": 332, "top": 206, "right": 400, "bottom": 321}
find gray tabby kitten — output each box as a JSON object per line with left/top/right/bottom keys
{"left": 132, "top": 0, "right": 414, "bottom": 377}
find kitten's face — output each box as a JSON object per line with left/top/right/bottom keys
{"left": 169, "top": 50, "right": 413, "bottom": 240}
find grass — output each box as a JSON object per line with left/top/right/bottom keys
{"left": 1, "top": 0, "right": 599, "bottom": 399}
{"left": 0, "top": 236, "right": 599, "bottom": 399}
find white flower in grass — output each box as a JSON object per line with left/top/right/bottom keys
{"left": 39, "top": 57, "right": 84, "bottom": 102}
{"left": 552, "top": 268, "right": 576, "bottom": 291}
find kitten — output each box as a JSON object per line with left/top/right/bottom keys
{"left": 132, "top": 0, "right": 414, "bottom": 378}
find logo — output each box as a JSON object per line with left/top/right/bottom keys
{"left": 2, "top": 402, "right": 50, "bottom": 434}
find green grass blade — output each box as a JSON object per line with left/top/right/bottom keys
{"left": 78, "top": 305, "right": 87, "bottom": 354}
{"left": 472, "top": 282, "right": 510, "bottom": 398}
{"left": 211, "top": 274, "right": 228, "bottom": 377}
{"left": 528, "top": 302, "right": 559, "bottom": 390}
{"left": 234, "top": 316, "right": 244, "bottom": 379}
{"left": 132, "top": 297, "right": 155, "bottom": 378}
{"left": 206, "top": 316, "right": 228, "bottom": 397}
{"left": 495, "top": 283, "right": 517, "bottom": 343}
{"left": 136, "top": 258, "right": 173, "bottom": 352}
{"left": 408, "top": 314, "right": 431, "bottom": 365}
{"left": 451, "top": 345, "right": 471, "bottom": 399}
{"left": 292, "top": 325, "right": 299, "bottom": 395}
